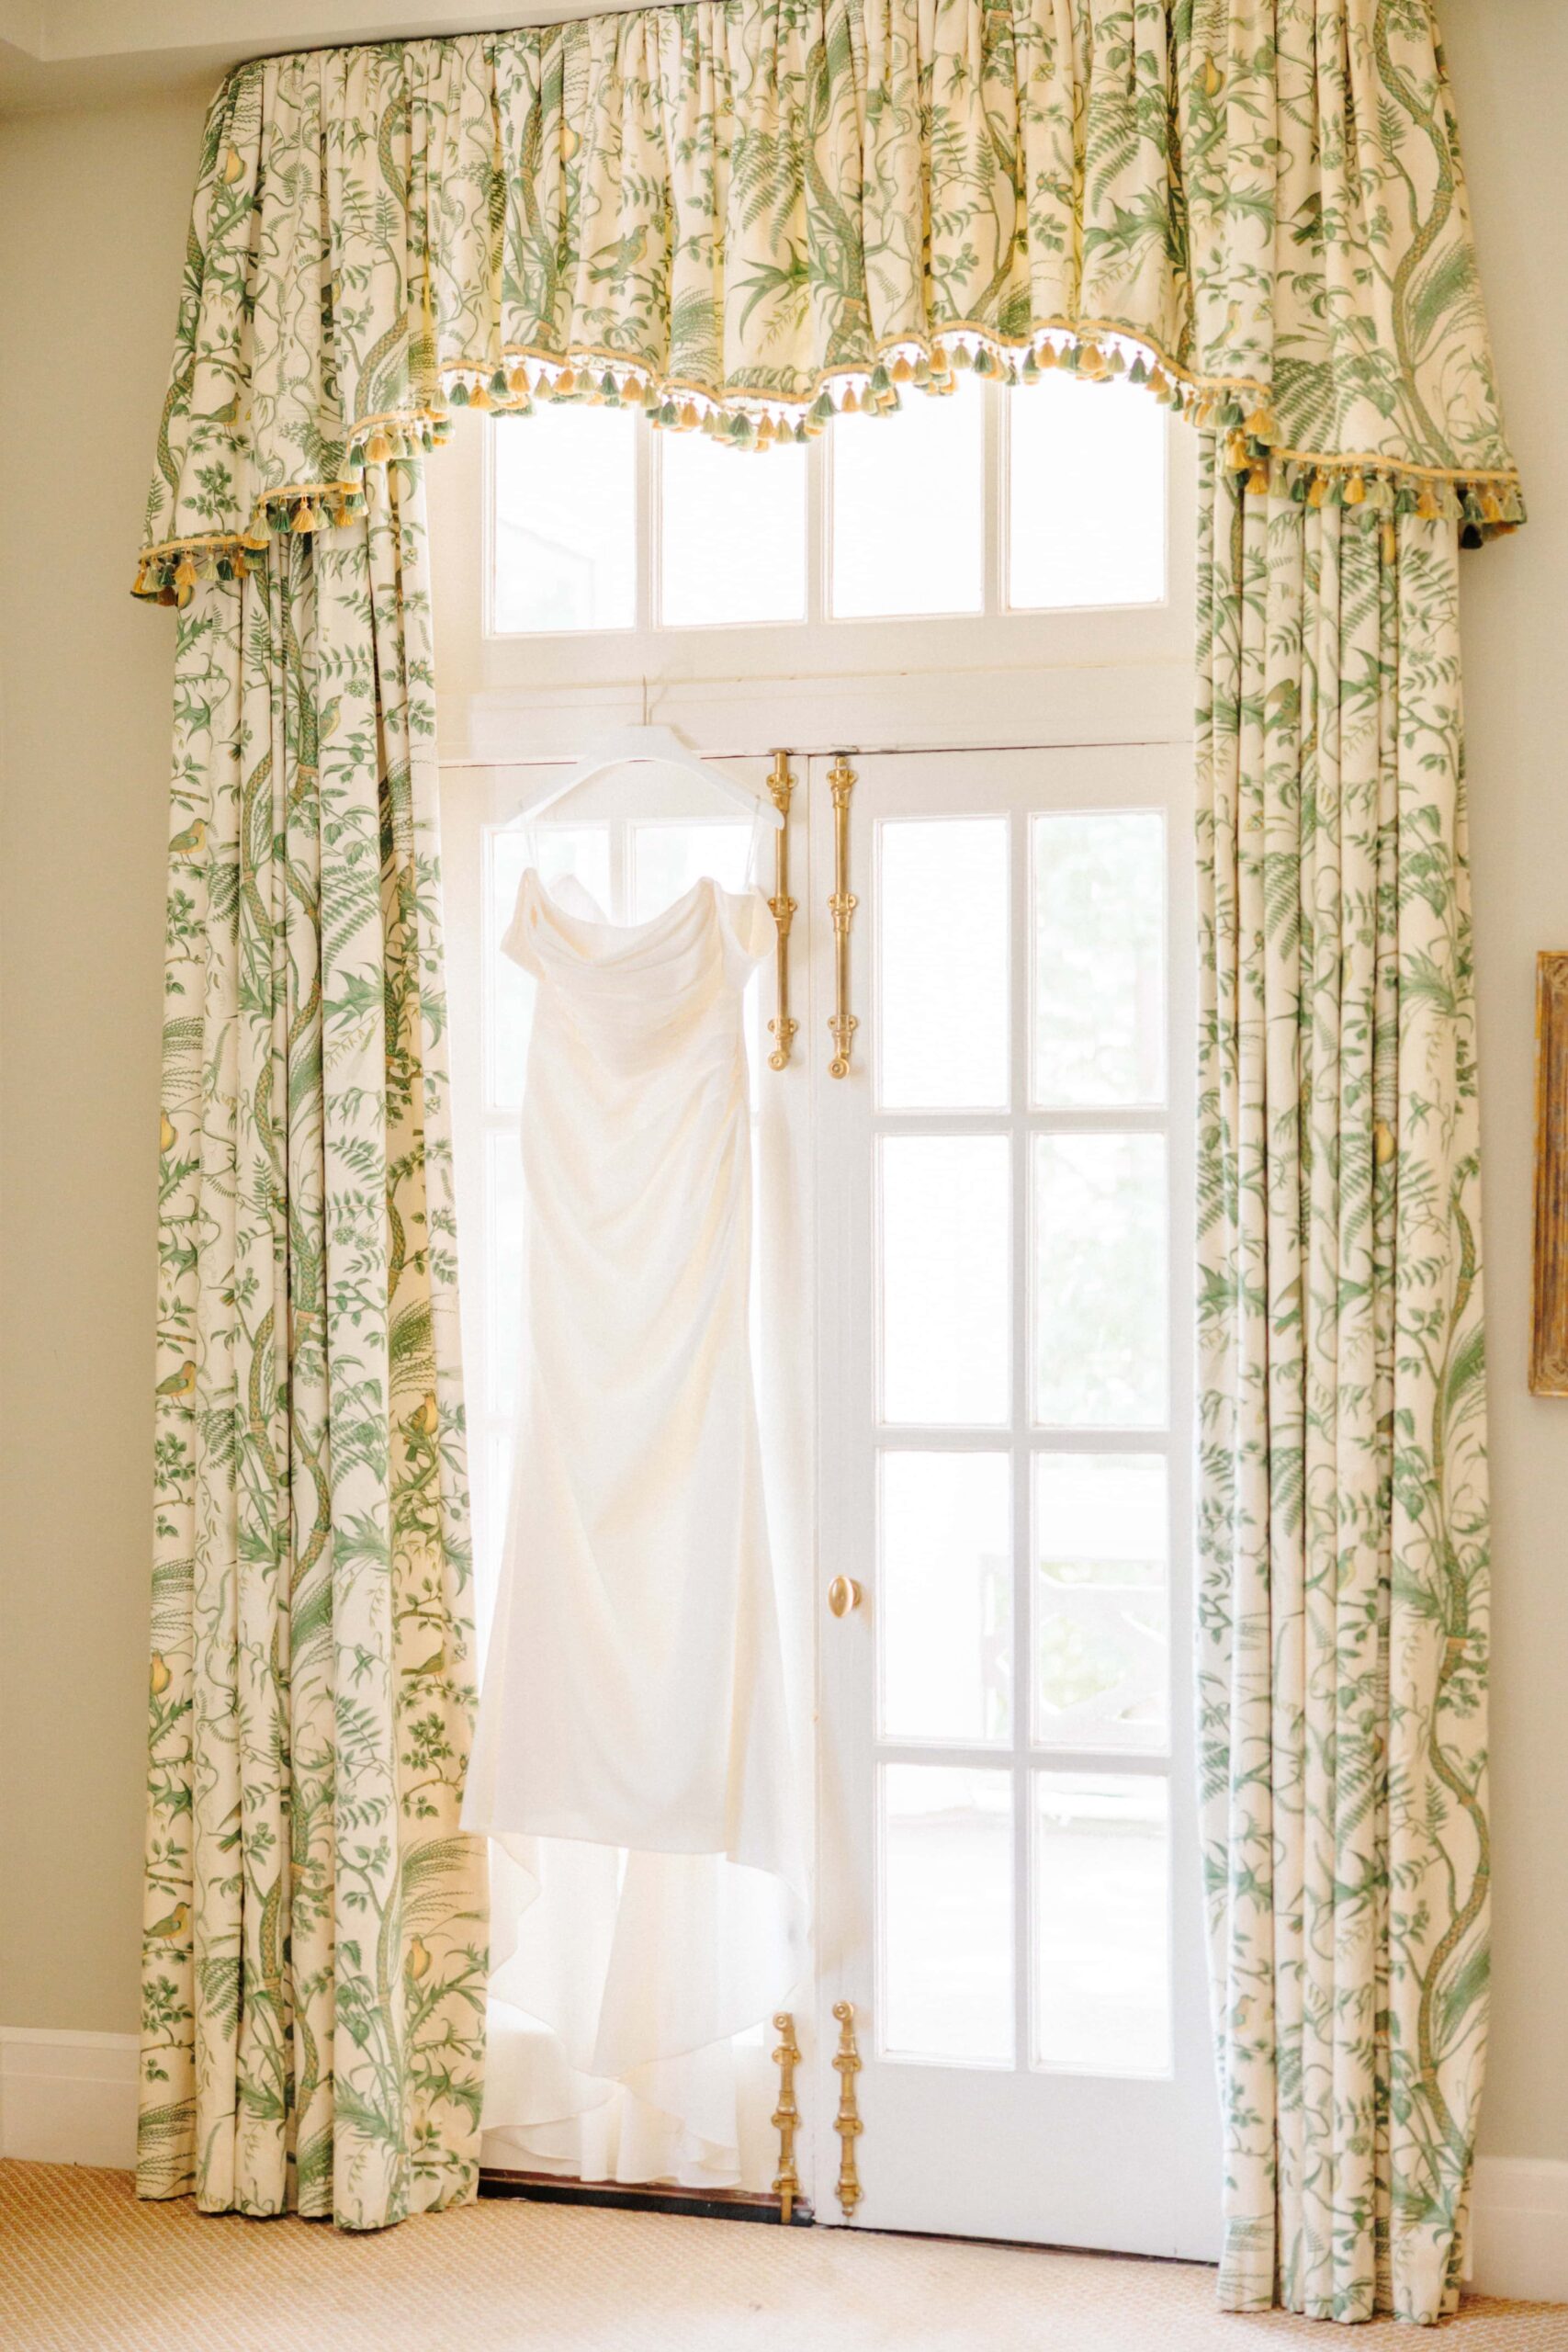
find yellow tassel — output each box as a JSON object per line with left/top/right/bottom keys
{"left": 134, "top": 560, "right": 150, "bottom": 596}
{"left": 840, "top": 383, "right": 860, "bottom": 414}
{"left": 1036, "top": 341, "right": 1060, "bottom": 370}
{"left": 1146, "top": 366, "right": 1168, "bottom": 400}
{"left": 1224, "top": 431, "right": 1248, "bottom": 473}
{"left": 233, "top": 549, "right": 250, "bottom": 579}
{"left": 623, "top": 375, "right": 648, "bottom": 406}
{"left": 1247, "top": 461, "right": 1269, "bottom": 495}
{"left": 506, "top": 366, "right": 530, "bottom": 397}
{"left": 1482, "top": 488, "right": 1503, "bottom": 525}
{"left": 1243, "top": 406, "right": 1273, "bottom": 440}
{"left": 755, "top": 414, "right": 775, "bottom": 448}
{"left": 291, "top": 503, "right": 314, "bottom": 534}
{"left": 1416, "top": 483, "right": 1440, "bottom": 521}
{"left": 1078, "top": 344, "right": 1106, "bottom": 379}
{"left": 1307, "top": 473, "right": 1326, "bottom": 508}
{"left": 892, "top": 353, "right": 914, "bottom": 384}
{"left": 554, "top": 365, "right": 576, "bottom": 396}
{"left": 366, "top": 429, "right": 392, "bottom": 464}
{"left": 1343, "top": 470, "right": 1366, "bottom": 505}
{"left": 679, "top": 401, "right": 699, "bottom": 430}
{"left": 468, "top": 380, "right": 491, "bottom": 410}
{"left": 174, "top": 552, "right": 197, "bottom": 589}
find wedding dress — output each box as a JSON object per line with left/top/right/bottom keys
{"left": 461, "top": 864, "right": 806, "bottom": 2186}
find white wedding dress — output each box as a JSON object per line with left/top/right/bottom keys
{"left": 461, "top": 864, "right": 806, "bottom": 2186}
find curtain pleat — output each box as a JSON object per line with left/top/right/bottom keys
{"left": 1196, "top": 443, "right": 1489, "bottom": 2324}
{"left": 141, "top": 467, "right": 486, "bottom": 2230}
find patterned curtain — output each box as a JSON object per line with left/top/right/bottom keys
{"left": 1196, "top": 448, "right": 1489, "bottom": 2324}
{"left": 131, "top": 0, "right": 1517, "bottom": 2298}
{"left": 140, "top": 467, "right": 486, "bottom": 2227}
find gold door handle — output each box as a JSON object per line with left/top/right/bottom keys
{"left": 827, "top": 1576, "right": 863, "bottom": 1618}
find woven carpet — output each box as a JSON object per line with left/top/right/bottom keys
{"left": 2, "top": 2164, "right": 1563, "bottom": 2352}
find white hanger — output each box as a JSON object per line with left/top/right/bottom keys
{"left": 522, "top": 684, "right": 783, "bottom": 830}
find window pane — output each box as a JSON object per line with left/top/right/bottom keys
{"left": 491, "top": 408, "right": 637, "bottom": 633}
{"left": 631, "top": 819, "right": 753, "bottom": 922}
{"left": 877, "top": 817, "right": 1009, "bottom": 1110}
{"left": 484, "top": 1125, "right": 525, "bottom": 1420}
{"left": 880, "top": 1453, "right": 1011, "bottom": 1744}
{"left": 881, "top": 1136, "right": 1010, "bottom": 1426}
{"left": 1032, "top": 810, "right": 1165, "bottom": 1107}
{"left": 660, "top": 430, "right": 807, "bottom": 628}
{"left": 1032, "top": 1134, "right": 1167, "bottom": 1428}
{"left": 1008, "top": 377, "right": 1166, "bottom": 610}
{"left": 487, "top": 822, "right": 610, "bottom": 1110}
{"left": 1033, "top": 1454, "right": 1168, "bottom": 1751}
{"left": 830, "top": 374, "right": 984, "bottom": 618}
{"left": 882, "top": 1764, "right": 1013, "bottom": 2064}
{"left": 1032, "top": 1773, "right": 1170, "bottom": 2075}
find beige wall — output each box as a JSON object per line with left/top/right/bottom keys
{"left": 1441, "top": 0, "right": 1568, "bottom": 2163}
{"left": 0, "top": 91, "right": 204, "bottom": 2030}
{"left": 1, "top": 3, "right": 1563, "bottom": 2161}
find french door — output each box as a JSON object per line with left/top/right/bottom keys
{"left": 809, "top": 744, "right": 1220, "bottom": 2256}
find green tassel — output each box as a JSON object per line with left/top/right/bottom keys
{"left": 869, "top": 363, "right": 891, "bottom": 397}
{"left": 449, "top": 379, "right": 470, "bottom": 407}
{"left": 1127, "top": 354, "right": 1148, "bottom": 386}
{"left": 491, "top": 368, "right": 510, "bottom": 400}
{"left": 973, "top": 347, "right": 996, "bottom": 379}
{"left": 809, "top": 390, "right": 835, "bottom": 424}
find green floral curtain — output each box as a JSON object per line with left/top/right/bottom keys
{"left": 133, "top": 0, "right": 1517, "bottom": 2301}
{"left": 140, "top": 465, "right": 486, "bottom": 2227}
{"left": 1195, "top": 449, "right": 1489, "bottom": 2323}
{"left": 135, "top": 0, "right": 1518, "bottom": 604}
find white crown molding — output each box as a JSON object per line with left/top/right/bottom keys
{"left": 3, "top": 2026, "right": 1564, "bottom": 2306}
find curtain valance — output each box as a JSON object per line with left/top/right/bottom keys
{"left": 137, "top": 0, "right": 1521, "bottom": 601}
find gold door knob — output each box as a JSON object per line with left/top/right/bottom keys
{"left": 828, "top": 1576, "right": 863, "bottom": 1619}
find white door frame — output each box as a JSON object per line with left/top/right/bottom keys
{"left": 805, "top": 741, "right": 1220, "bottom": 2257}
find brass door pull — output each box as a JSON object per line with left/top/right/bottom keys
{"left": 828, "top": 1576, "right": 863, "bottom": 1618}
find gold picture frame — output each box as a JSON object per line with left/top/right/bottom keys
{"left": 1530, "top": 951, "right": 1568, "bottom": 1394}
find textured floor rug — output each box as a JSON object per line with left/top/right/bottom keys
{"left": 2, "top": 2164, "right": 1564, "bottom": 2351}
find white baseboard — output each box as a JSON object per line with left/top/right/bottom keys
{"left": 0, "top": 2028, "right": 139, "bottom": 2169}
{"left": 1471, "top": 2156, "right": 1568, "bottom": 2304}
{"left": 2, "top": 2030, "right": 1563, "bottom": 2303}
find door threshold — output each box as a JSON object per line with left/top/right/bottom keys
{"left": 479, "top": 2169, "right": 815, "bottom": 2226}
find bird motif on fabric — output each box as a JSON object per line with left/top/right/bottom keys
{"left": 146, "top": 1902, "right": 190, "bottom": 1942}
{"left": 149, "top": 1654, "right": 173, "bottom": 1697}
{"left": 587, "top": 227, "right": 647, "bottom": 287}
{"left": 168, "top": 818, "right": 206, "bottom": 856}
{"left": 159, "top": 1112, "right": 176, "bottom": 1154}
{"left": 317, "top": 697, "right": 343, "bottom": 741}
{"left": 411, "top": 1393, "right": 440, "bottom": 1439}
{"left": 156, "top": 1361, "right": 197, "bottom": 1401}
{"left": 407, "top": 1936, "right": 433, "bottom": 1982}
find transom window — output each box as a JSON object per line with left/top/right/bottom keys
{"left": 489, "top": 372, "right": 1167, "bottom": 642}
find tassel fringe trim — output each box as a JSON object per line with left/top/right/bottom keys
{"left": 133, "top": 322, "right": 1525, "bottom": 597}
